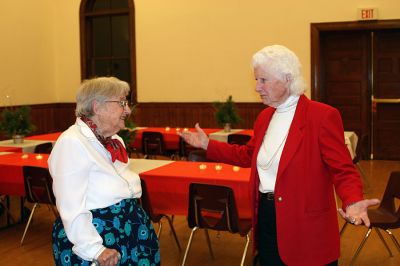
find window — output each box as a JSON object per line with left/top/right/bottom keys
{"left": 80, "top": 0, "right": 137, "bottom": 103}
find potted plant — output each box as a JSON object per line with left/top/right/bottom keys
{"left": 117, "top": 105, "right": 137, "bottom": 156}
{"left": 213, "top": 95, "right": 242, "bottom": 132}
{"left": 0, "top": 106, "right": 36, "bottom": 143}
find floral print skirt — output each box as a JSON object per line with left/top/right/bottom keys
{"left": 52, "top": 198, "right": 160, "bottom": 266}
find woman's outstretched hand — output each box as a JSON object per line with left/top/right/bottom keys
{"left": 338, "top": 198, "right": 380, "bottom": 227}
{"left": 178, "top": 123, "right": 209, "bottom": 150}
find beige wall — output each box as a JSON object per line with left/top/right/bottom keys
{"left": 0, "top": 0, "right": 56, "bottom": 106}
{"left": 0, "top": 0, "right": 399, "bottom": 106}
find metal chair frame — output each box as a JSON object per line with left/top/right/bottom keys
{"left": 20, "top": 166, "right": 58, "bottom": 245}
{"left": 340, "top": 171, "right": 400, "bottom": 265}
{"left": 141, "top": 131, "right": 165, "bottom": 159}
{"left": 227, "top": 134, "right": 251, "bottom": 145}
{"left": 33, "top": 142, "right": 53, "bottom": 154}
{"left": 182, "top": 183, "right": 251, "bottom": 266}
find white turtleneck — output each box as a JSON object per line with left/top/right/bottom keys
{"left": 257, "top": 95, "right": 300, "bottom": 193}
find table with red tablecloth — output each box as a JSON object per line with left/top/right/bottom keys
{"left": 0, "top": 155, "right": 251, "bottom": 228}
{"left": 236, "top": 129, "right": 254, "bottom": 136}
{"left": 0, "top": 147, "right": 23, "bottom": 153}
{"left": 0, "top": 153, "right": 49, "bottom": 196}
{"left": 25, "top": 132, "right": 62, "bottom": 141}
{"left": 138, "top": 160, "right": 251, "bottom": 218}
{"left": 132, "top": 127, "right": 221, "bottom": 150}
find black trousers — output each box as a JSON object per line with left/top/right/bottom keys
{"left": 257, "top": 193, "right": 338, "bottom": 266}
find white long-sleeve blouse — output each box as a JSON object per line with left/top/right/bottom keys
{"left": 48, "top": 118, "right": 141, "bottom": 261}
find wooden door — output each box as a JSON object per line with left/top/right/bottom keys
{"left": 319, "top": 31, "right": 371, "bottom": 154}
{"left": 311, "top": 20, "right": 400, "bottom": 160}
{"left": 372, "top": 29, "right": 400, "bottom": 159}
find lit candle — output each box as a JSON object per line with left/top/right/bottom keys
{"left": 21, "top": 154, "right": 29, "bottom": 159}
{"left": 165, "top": 126, "right": 170, "bottom": 131}
{"left": 183, "top": 128, "right": 189, "bottom": 132}
{"left": 199, "top": 164, "right": 207, "bottom": 170}
{"left": 175, "top": 127, "right": 181, "bottom": 132}
{"left": 233, "top": 166, "right": 240, "bottom": 172}
{"left": 35, "top": 154, "right": 43, "bottom": 160}
{"left": 215, "top": 164, "right": 222, "bottom": 171}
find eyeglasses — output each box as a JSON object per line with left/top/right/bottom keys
{"left": 105, "top": 100, "right": 130, "bottom": 108}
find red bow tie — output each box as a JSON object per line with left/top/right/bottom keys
{"left": 105, "top": 138, "right": 128, "bottom": 163}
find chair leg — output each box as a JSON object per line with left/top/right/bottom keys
{"left": 375, "top": 227, "right": 393, "bottom": 257}
{"left": 156, "top": 222, "right": 162, "bottom": 238}
{"left": 204, "top": 229, "right": 214, "bottom": 259}
{"left": 20, "top": 203, "right": 38, "bottom": 245}
{"left": 182, "top": 227, "right": 198, "bottom": 266}
{"left": 340, "top": 222, "right": 348, "bottom": 236}
{"left": 240, "top": 232, "right": 251, "bottom": 266}
{"left": 350, "top": 228, "right": 372, "bottom": 266}
{"left": 164, "top": 215, "right": 181, "bottom": 251}
{"left": 385, "top": 229, "right": 400, "bottom": 252}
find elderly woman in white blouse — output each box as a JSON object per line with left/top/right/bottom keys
{"left": 49, "top": 77, "right": 160, "bottom": 266}
{"left": 180, "top": 45, "right": 379, "bottom": 266}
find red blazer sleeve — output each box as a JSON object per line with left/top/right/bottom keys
{"left": 319, "top": 107, "right": 364, "bottom": 209}
{"left": 207, "top": 138, "right": 254, "bottom": 168}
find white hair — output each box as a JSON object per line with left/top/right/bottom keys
{"left": 75, "top": 77, "right": 130, "bottom": 117}
{"left": 252, "top": 45, "right": 306, "bottom": 95}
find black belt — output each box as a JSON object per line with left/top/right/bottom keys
{"left": 260, "top": 192, "right": 275, "bottom": 201}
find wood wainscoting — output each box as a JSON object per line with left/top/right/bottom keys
{"left": 134, "top": 102, "right": 265, "bottom": 129}
{"left": 0, "top": 103, "right": 76, "bottom": 140}
{"left": 0, "top": 102, "right": 266, "bottom": 140}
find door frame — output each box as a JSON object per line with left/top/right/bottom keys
{"left": 311, "top": 19, "right": 400, "bottom": 100}
{"left": 310, "top": 19, "right": 400, "bottom": 159}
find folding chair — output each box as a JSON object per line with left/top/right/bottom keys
{"left": 141, "top": 131, "right": 166, "bottom": 159}
{"left": 20, "top": 166, "right": 58, "bottom": 245}
{"left": 227, "top": 134, "right": 251, "bottom": 145}
{"left": 182, "top": 183, "right": 252, "bottom": 266}
{"left": 340, "top": 171, "right": 400, "bottom": 265}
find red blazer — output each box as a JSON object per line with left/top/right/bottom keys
{"left": 207, "top": 95, "right": 363, "bottom": 265}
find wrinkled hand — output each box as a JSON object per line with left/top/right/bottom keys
{"left": 178, "top": 123, "right": 209, "bottom": 150}
{"left": 338, "top": 198, "right": 380, "bottom": 227}
{"left": 97, "top": 248, "right": 120, "bottom": 266}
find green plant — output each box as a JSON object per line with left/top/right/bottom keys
{"left": 0, "top": 106, "right": 36, "bottom": 137}
{"left": 213, "top": 95, "right": 242, "bottom": 127}
{"left": 117, "top": 105, "right": 136, "bottom": 153}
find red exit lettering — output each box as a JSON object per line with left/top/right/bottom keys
{"left": 362, "top": 9, "right": 374, "bottom": 19}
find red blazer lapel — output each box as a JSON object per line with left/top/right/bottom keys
{"left": 252, "top": 108, "right": 275, "bottom": 158}
{"left": 277, "top": 95, "right": 308, "bottom": 178}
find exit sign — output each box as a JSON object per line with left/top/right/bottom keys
{"left": 357, "top": 8, "right": 378, "bottom": 20}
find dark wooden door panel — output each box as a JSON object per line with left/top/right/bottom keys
{"left": 373, "top": 29, "right": 400, "bottom": 159}
{"left": 320, "top": 31, "right": 370, "bottom": 143}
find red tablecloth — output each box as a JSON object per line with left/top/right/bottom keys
{"left": 133, "top": 127, "right": 221, "bottom": 150}
{"left": 139, "top": 161, "right": 251, "bottom": 218}
{"left": 0, "top": 153, "right": 49, "bottom": 196}
{"left": 0, "top": 146, "right": 22, "bottom": 153}
{"left": 25, "top": 132, "right": 62, "bottom": 141}
{"left": 236, "top": 129, "right": 254, "bottom": 136}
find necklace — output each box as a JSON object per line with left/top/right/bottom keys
{"left": 257, "top": 131, "right": 289, "bottom": 170}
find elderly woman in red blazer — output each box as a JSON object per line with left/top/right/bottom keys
{"left": 179, "top": 45, "right": 379, "bottom": 266}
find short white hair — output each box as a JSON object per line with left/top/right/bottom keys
{"left": 75, "top": 77, "right": 130, "bottom": 117}
{"left": 252, "top": 45, "right": 306, "bottom": 95}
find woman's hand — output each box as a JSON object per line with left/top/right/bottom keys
{"left": 96, "top": 248, "right": 120, "bottom": 266}
{"left": 338, "top": 198, "right": 380, "bottom": 227}
{"left": 178, "top": 123, "right": 209, "bottom": 150}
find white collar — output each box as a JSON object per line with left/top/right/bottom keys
{"left": 276, "top": 95, "right": 300, "bottom": 113}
